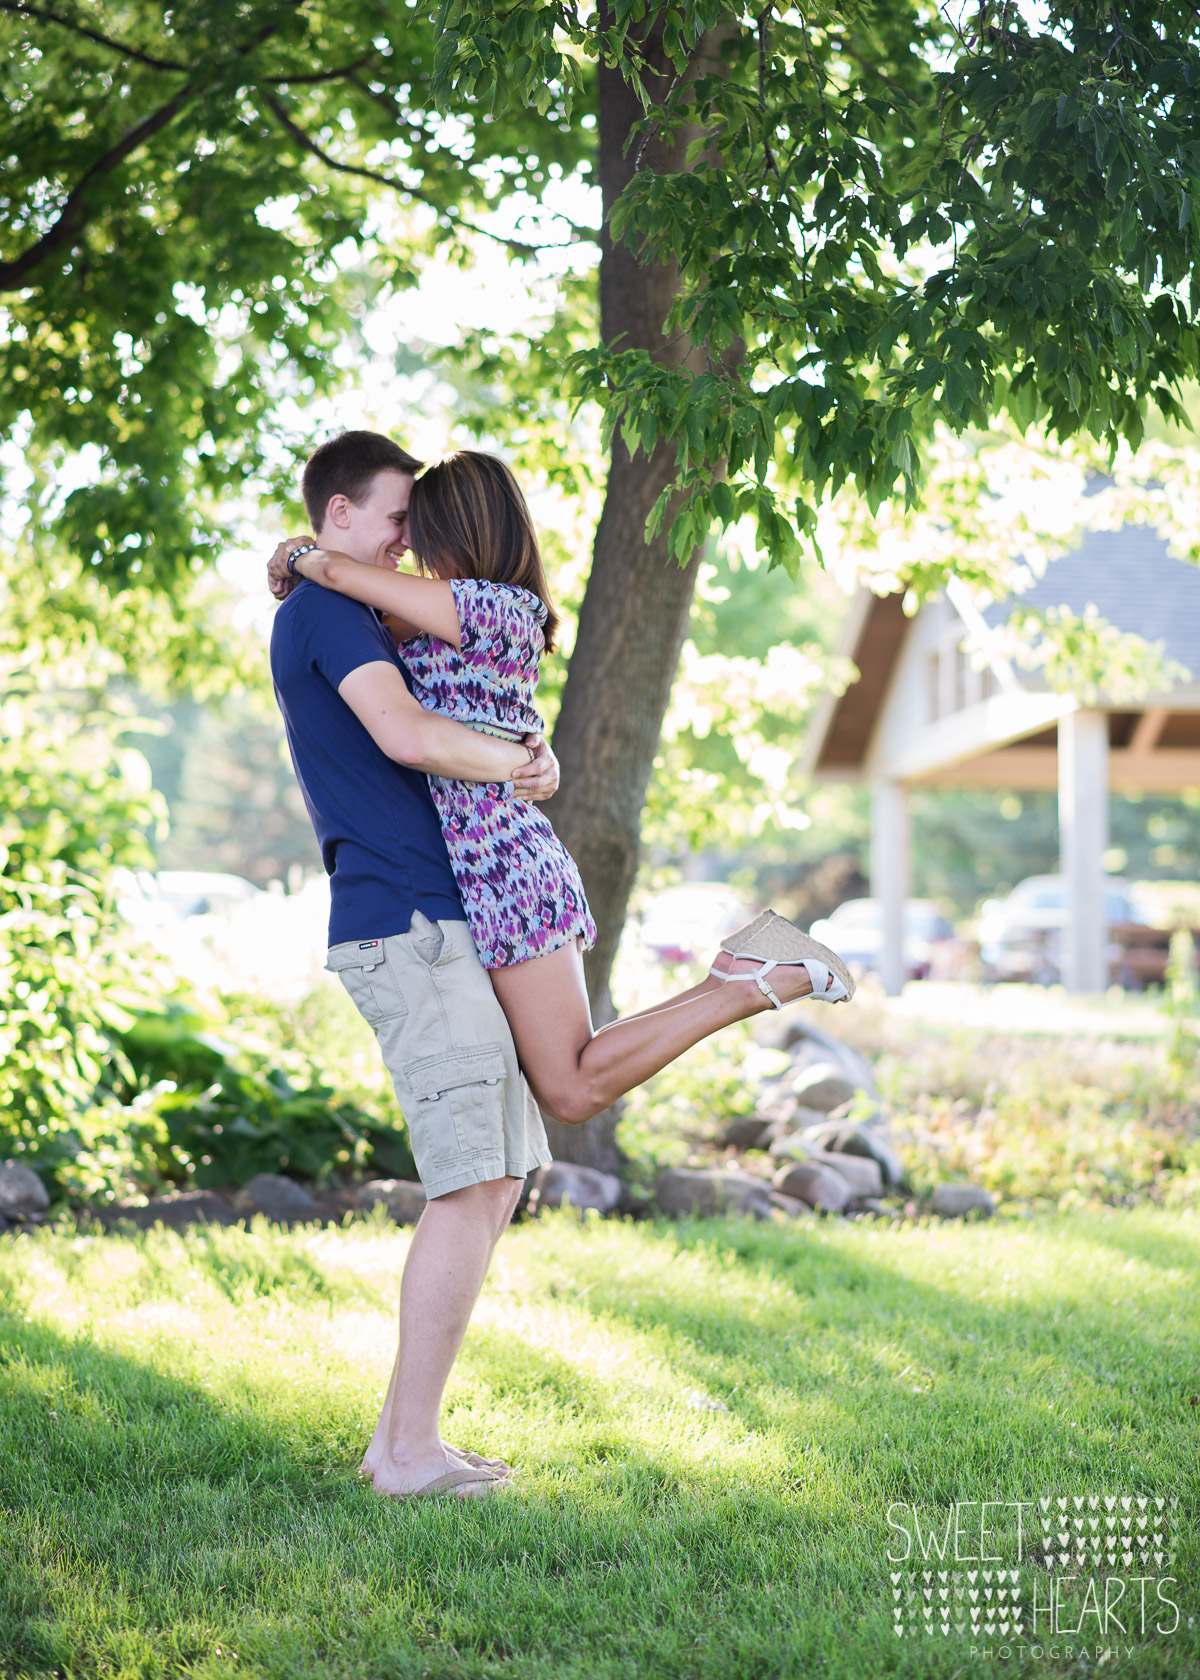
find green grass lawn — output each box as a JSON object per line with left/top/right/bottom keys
{"left": 2, "top": 1207, "right": 1198, "bottom": 1680}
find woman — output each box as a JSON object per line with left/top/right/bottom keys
{"left": 273, "top": 451, "right": 853, "bottom": 1125}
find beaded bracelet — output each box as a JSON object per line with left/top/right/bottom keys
{"left": 286, "top": 542, "right": 320, "bottom": 575}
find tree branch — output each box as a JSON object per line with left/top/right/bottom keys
{"left": 0, "top": 0, "right": 190, "bottom": 70}
{"left": 263, "top": 93, "right": 585, "bottom": 255}
{"left": 0, "top": 83, "right": 197, "bottom": 290}
{"left": 0, "top": 2, "right": 376, "bottom": 85}
{"left": 0, "top": 10, "right": 304, "bottom": 291}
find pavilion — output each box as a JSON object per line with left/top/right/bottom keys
{"left": 800, "top": 526, "right": 1200, "bottom": 993}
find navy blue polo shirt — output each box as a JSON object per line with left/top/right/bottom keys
{"left": 270, "top": 579, "right": 465, "bottom": 945}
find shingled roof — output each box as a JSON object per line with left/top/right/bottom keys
{"left": 984, "top": 526, "right": 1200, "bottom": 678}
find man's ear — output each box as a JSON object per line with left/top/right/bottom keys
{"left": 326, "top": 493, "right": 353, "bottom": 531}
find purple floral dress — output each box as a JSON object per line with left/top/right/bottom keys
{"left": 397, "top": 577, "right": 596, "bottom": 970}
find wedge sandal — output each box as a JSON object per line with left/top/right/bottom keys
{"left": 709, "top": 909, "right": 855, "bottom": 1008}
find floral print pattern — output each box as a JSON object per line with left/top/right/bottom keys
{"left": 397, "top": 577, "right": 597, "bottom": 969}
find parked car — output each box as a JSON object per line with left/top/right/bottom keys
{"left": 807, "top": 897, "right": 957, "bottom": 982}
{"left": 636, "top": 884, "right": 754, "bottom": 966}
{"left": 114, "top": 868, "right": 263, "bottom": 928}
{"left": 977, "top": 874, "right": 1163, "bottom": 986}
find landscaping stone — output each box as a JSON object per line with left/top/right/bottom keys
{"left": 769, "top": 1191, "right": 813, "bottom": 1220}
{"left": 93, "top": 1191, "right": 236, "bottom": 1232}
{"left": 722, "top": 1115, "right": 771, "bottom": 1151}
{"left": 772, "top": 1160, "right": 852, "bottom": 1213}
{"left": 764, "top": 1107, "right": 829, "bottom": 1153}
{"left": 852, "top": 1197, "right": 889, "bottom": 1217}
{"left": 654, "top": 1168, "right": 773, "bottom": 1221}
{"left": 931, "top": 1183, "right": 995, "bottom": 1218}
{"left": 802, "top": 1148, "right": 883, "bottom": 1200}
{"left": 0, "top": 1162, "right": 50, "bottom": 1219}
{"left": 826, "top": 1096, "right": 891, "bottom": 1131}
{"left": 528, "top": 1162, "right": 622, "bottom": 1217}
{"left": 788, "top": 1062, "right": 860, "bottom": 1114}
{"left": 235, "top": 1174, "right": 320, "bottom": 1222}
{"left": 356, "top": 1178, "right": 427, "bottom": 1225}
{"left": 799, "top": 1119, "right": 906, "bottom": 1189}
{"left": 781, "top": 1019, "right": 881, "bottom": 1097}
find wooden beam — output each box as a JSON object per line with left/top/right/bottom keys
{"left": 1129, "top": 708, "right": 1168, "bottom": 753}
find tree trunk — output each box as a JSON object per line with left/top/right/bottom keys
{"left": 543, "top": 15, "right": 721, "bottom": 1170}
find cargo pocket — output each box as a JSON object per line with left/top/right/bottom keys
{"left": 405, "top": 1044, "right": 507, "bottom": 1167}
{"left": 325, "top": 941, "right": 408, "bottom": 1025}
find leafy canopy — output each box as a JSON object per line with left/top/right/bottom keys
{"left": 435, "top": 1, "right": 1200, "bottom": 571}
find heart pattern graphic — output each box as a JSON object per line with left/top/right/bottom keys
{"left": 886, "top": 1490, "right": 1180, "bottom": 1638}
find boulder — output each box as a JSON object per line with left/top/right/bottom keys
{"left": 782, "top": 1019, "right": 881, "bottom": 1097}
{"left": 769, "top": 1191, "right": 814, "bottom": 1220}
{"left": 788, "top": 1062, "right": 860, "bottom": 1114}
{"left": 852, "top": 1197, "right": 889, "bottom": 1217}
{"left": 764, "top": 1107, "right": 830, "bottom": 1154}
{"left": 722, "top": 1116, "right": 771, "bottom": 1151}
{"left": 234, "top": 1174, "right": 320, "bottom": 1223}
{"left": 799, "top": 1119, "right": 906, "bottom": 1189}
{"left": 93, "top": 1191, "right": 236, "bottom": 1232}
{"left": 801, "top": 1148, "right": 883, "bottom": 1200}
{"left": 772, "top": 1160, "right": 852, "bottom": 1214}
{"left": 356, "top": 1178, "right": 428, "bottom": 1225}
{"left": 654, "top": 1168, "right": 773, "bottom": 1221}
{"left": 931, "top": 1183, "right": 994, "bottom": 1219}
{"left": 827, "top": 1096, "right": 890, "bottom": 1131}
{"left": 0, "top": 1162, "right": 50, "bottom": 1219}
{"left": 528, "top": 1162, "right": 622, "bottom": 1217}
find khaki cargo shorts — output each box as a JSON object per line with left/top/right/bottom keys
{"left": 326, "top": 911, "right": 552, "bottom": 1199}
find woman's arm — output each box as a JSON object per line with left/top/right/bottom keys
{"left": 276, "top": 545, "right": 462, "bottom": 649}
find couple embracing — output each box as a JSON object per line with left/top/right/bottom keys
{"left": 269, "top": 429, "right": 853, "bottom": 1500}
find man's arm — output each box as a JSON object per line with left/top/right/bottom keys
{"left": 338, "top": 661, "right": 558, "bottom": 797}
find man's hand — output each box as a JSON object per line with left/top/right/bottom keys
{"left": 512, "top": 734, "right": 559, "bottom": 802}
{"left": 267, "top": 536, "right": 317, "bottom": 600}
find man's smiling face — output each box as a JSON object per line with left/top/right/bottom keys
{"left": 316, "top": 468, "right": 413, "bottom": 569}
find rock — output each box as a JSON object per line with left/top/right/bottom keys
{"left": 827, "top": 1096, "right": 890, "bottom": 1131}
{"left": 355, "top": 1178, "right": 428, "bottom": 1225}
{"left": 799, "top": 1120, "right": 906, "bottom": 1189}
{"left": 0, "top": 1161, "right": 50, "bottom": 1219}
{"left": 93, "top": 1191, "right": 236, "bottom": 1232}
{"left": 234, "top": 1174, "right": 320, "bottom": 1222}
{"left": 802, "top": 1149, "right": 883, "bottom": 1199}
{"left": 0, "top": 1212, "right": 9, "bottom": 1234}
{"left": 722, "top": 1116, "right": 771, "bottom": 1151}
{"left": 764, "top": 1108, "right": 830, "bottom": 1154}
{"left": 931, "top": 1183, "right": 995, "bottom": 1219}
{"left": 528, "top": 1162, "right": 622, "bottom": 1217}
{"left": 852, "top": 1197, "right": 889, "bottom": 1217}
{"left": 769, "top": 1191, "right": 814, "bottom": 1220}
{"left": 788, "top": 1062, "right": 861, "bottom": 1114}
{"left": 654, "top": 1168, "right": 774, "bottom": 1221}
{"left": 781, "top": 1019, "right": 881, "bottom": 1097}
{"left": 772, "top": 1160, "right": 852, "bottom": 1214}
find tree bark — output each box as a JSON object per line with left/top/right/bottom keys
{"left": 543, "top": 14, "right": 722, "bottom": 1170}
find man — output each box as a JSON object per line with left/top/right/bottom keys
{"left": 269, "top": 430, "right": 557, "bottom": 1500}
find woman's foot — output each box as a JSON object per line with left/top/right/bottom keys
{"left": 708, "top": 948, "right": 836, "bottom": 1003}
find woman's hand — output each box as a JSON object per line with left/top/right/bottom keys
{"left": 266, "top": 536, "right": 340, "bottom": 599}
{"left": 512, "top": 735, "right": 559, "bottom": 802}
{"left": 267, "top": 536, "right": 314, "bottom": 599}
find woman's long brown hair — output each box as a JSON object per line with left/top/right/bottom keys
{"left": 408, "top": 451, "right": 560, "bottom": 652}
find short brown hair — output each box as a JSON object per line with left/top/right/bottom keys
{"left": 408, "top": 452, "right": 560, "bottom": 652}
{"left": 301, "top": 430, "right": 422, "bottom": 530}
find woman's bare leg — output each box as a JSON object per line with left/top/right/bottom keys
{"left": 489, "top": 941, "right": 831, "bottom": 1126}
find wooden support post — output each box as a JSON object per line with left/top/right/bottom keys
{"left": 1058, "top": 709, "right": 1109, "bottom": 992}
{"left": 871, "top": 778, "right": 910, "bottom": 997}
